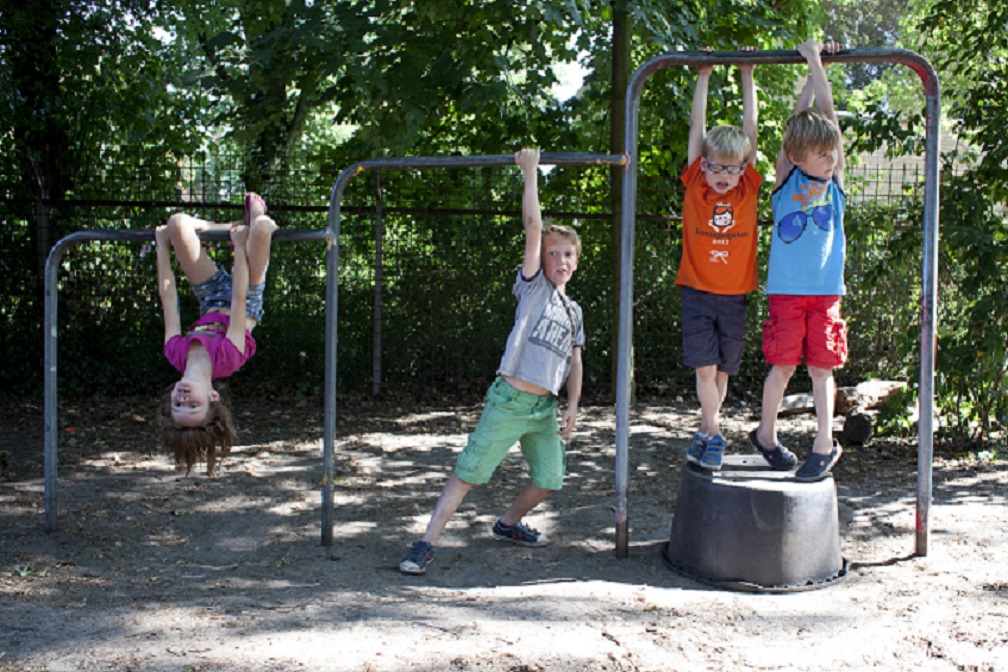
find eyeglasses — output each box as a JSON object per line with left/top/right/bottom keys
{"left": 777, "top": 205, "right": 833, "bottom": 243}
{"left": 702, "top": 159, "right": 746, "bottom": 176}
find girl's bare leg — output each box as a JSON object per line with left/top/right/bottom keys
{"left": 165, "top": 213, "right": 221, "bottom": 285}
{"left": 246, "top": 214, "right": 278, "bottom": 285}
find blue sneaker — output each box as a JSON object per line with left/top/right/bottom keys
{"left": 700, "top": 434, "right": 726, "bottom": 470}
{"left": 399, "top": 540, "right": 435, "bottom": 574}
{"left": 686, "top": 432, "right": 708, "bottom": 465}
{"left": 492, "top": 518, "right": 548, "bottom": 547}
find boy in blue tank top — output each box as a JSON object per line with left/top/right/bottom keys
{"left": 750, "top": 39, "right": 847, "bottom": 482}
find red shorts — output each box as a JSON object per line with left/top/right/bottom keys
{"left": 762, "top": 295, "right": 848, "bottom": 369}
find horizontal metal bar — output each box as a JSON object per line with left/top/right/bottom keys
{"left": 47, "top": 228, "right": 325, "bottom": 245}
{"left": 343, "top": 152, "right": 627, "bottom": 174}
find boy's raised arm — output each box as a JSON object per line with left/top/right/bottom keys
{"left": 799, "top": 39, "right": 846, "bottom": 184}
{"left": 739, "top": 51, "right": 758, "bottom": 165}
{"left": 774, "top": 72, "right": 817, "bottom": 186}
{"left": 515, "top": 148, "right": 543, "bottom": 279}
{"left": 686, "top": 60, "right": 713, "bottom": 165}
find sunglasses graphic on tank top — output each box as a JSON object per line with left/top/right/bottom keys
{"left": 776, "top": 204, "right": 833, "bottom": 244}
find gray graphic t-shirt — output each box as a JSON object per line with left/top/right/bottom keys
{"left": 497, "top": 269, "right": 585, "bottom": 395}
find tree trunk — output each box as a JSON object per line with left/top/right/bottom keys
{"left": 7, "top": 0, "right": 70, "bottom": 294}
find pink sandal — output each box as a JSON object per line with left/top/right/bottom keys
{"left": 244, "top": 192, "right": 267, "bottom": 226}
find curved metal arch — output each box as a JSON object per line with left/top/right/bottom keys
{"left": 615, "top": 48, "right": 940, "bottom": 558}
{"left": 42, "top": 152, "right": 627, "bottom": 543}
{"left": 321, "top": 152, "right": 627, "bottom": 545}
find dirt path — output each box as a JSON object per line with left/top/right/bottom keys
{"left": 1, "top": 398, "right": 1006, "bottom": 671}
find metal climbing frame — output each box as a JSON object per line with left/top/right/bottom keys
{"left": 615, "top": 48, "right": 940, "bottom": 558}
{"left": 321, "top": 152, "right": 626, "bottom": 546}
{"left": 40, "top": 153, "right": 626, "bottom": 540}
{"left": 42, "top": 227, "right": 324, "bottom": 533}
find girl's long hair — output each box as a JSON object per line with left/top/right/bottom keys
{"left": 156, "top": 382, "right": 235, "bottom": 475}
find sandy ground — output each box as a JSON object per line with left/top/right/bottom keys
{"left": 1, "top": 396, "right": 1006, "bottom": 672}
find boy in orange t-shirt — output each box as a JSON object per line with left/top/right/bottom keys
{"left": 675, "top": 49, "right": 762, "bottom": 470}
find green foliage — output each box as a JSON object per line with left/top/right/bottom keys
{"left": 821, "top": 0, "right": 907, "bottom": 87}
{"left": 11, "top": 0, "right": 1001, "bottom": 446}
{"left": 0, "top": 0, "right": 208, "bottom": 199}
{"left": 813, "top": 0, "right": 1008, "bottom": 448}
{"left": 931, "top": 173, "right": 1008, "bottom": 447}
{"left": 0, "top": 208, "right": 41, "bottom": 397}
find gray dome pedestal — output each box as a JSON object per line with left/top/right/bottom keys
{"left": 662, "top": 455, "right": 848, "bottom": 592}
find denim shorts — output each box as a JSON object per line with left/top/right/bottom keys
{"left": 681, "top": 285, "right": 747, "bottom": 375}
{"left": 191, "top": 264, "right": 266, "bottom": 322}
{"left": 454, "top": 376, "right": 566, "bottom": 490}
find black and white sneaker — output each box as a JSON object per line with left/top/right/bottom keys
{"left": 492, "top": 518, "right": 548, "bottom": 547}
{"left": 399, "top": 540, "right": 435, "bottom": 574}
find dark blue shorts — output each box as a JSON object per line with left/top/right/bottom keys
{"left": 680, "top": 285, "right": 747, "bottom": 375}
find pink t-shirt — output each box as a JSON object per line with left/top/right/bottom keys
{"left": 163, "top": 312, "right": 256, "bottom": 380}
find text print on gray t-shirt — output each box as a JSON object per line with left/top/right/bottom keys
{"left": 498, "top": 270, "right": 585, "bottom": 396}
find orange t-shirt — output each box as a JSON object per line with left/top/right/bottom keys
{"left": 674, "top": 157, "right": 763, "bottom": 295}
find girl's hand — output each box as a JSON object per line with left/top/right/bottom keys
{"left": 155, "top": 224, "right": 170, "bottom": 248}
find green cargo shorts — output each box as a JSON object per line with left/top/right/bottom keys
{"left": 454, "top": 376, "right": 566, "bottom": 490}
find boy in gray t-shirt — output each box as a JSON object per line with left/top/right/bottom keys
{"left": 400, "top": 148, "right": 585, "bottom": 575}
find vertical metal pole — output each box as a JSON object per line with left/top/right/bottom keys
{"left": 615, "top": 75, "right": 646, "bottom": 559}
{"left": 372, "top": 171, "right": 384, "bottom": 397}
{"left": 43, "top": 229, "right": 152, "bottom": 532}
{"left": 321, "top": 167, "right": 354, "bottom": 547}
{"left": 43, "top": 240, "right": 68, "bottom": 533}
{"left": 618, "top": 48, "right": 940, "bottom": 558}
{"left": 916, "top": 66, "right": 941, "bottom": 557}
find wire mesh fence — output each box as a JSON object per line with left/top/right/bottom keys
{"left": 0, "top": 147, "right": 928, "bottom": 404}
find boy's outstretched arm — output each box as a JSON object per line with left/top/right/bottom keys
{"left": 686, "top": 57, "right": 714, "bottom": 165}
{"left": 155, "top": 224, "right": 182, "bottom": 344}
{"left": 225, "top": 224, "right": 249, "bottom": 352}
{"left": 559, "top": 347, "right": 583, "bottom": 436}
{"left": 739, "top": 47, "right": 758, "bottom": 165}
{"left": 799, "top": 39, "right": 846, "bottom": 187}
{"left": 774, "top": 69, "right": 817, "bottom": 187}
{"left": 515, "top": 148, "right": 543, "bottom": 279}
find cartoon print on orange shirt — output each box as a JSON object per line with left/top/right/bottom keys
{"left": 707, "top": 204, "right": 734, "bottom": 264}
{"left": 709, "top": 204, "right": 735, "bottom": 233}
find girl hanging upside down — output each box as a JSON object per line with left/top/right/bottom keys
{"left": 154, "top": 192, "right": 277, "bottom": 475}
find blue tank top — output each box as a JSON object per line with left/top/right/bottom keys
{"left": 767, "top": 167, "right": 847, "bottom": 295}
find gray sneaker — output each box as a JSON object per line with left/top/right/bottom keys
{"left": 399, "top": 540, "right": 435, "bottom": 574}
{"left": 686, "top": 432, "right": 707, "bottom": 465}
